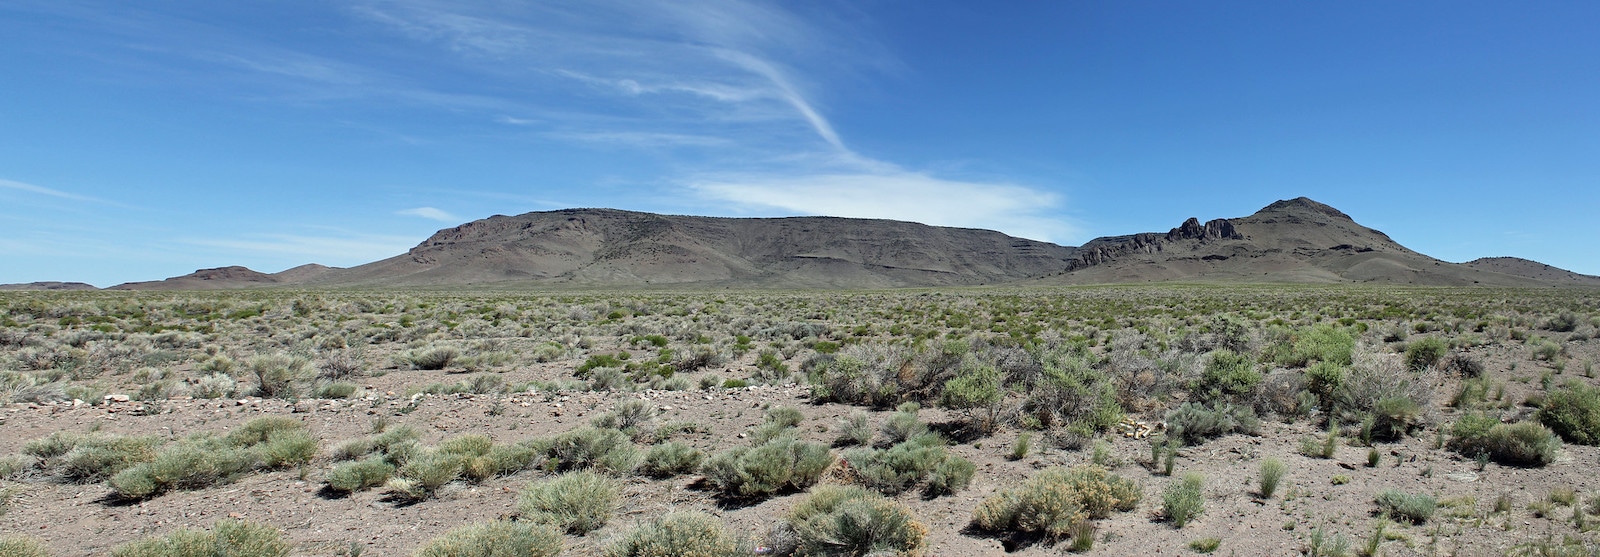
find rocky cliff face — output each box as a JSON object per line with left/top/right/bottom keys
{"left": 1066, "top": 217, "right": 1243, "bottom": 271}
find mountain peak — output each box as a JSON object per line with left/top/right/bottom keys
{"left": 1255, "top": 197, "right": 1353, "bottom": 221}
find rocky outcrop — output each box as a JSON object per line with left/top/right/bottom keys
{"left": 1065, "top": 217, "right": 1242, "bottom": 271}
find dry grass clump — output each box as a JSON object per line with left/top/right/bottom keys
{"left": 1161, "top": 473, "right": 1205, "bottom": 528}
{"left": 23, "top": 431, "right": 161, "bottom": 482}
{"left": 110, "top": 417, "right": 316, "bottom": 500}
{"left": 606, "top": 511, "right": 743, "bottom": 557}
{"left": 639, "top": 441, "right": 704, "bottom": 478}
{"left": 779, "top": 485, "right": 927, "bottom": 557}
{"left": 1538, "top": 383, "right": 1600, "bottom": 445}
{"left": 414, "top": 520, "right": 563, "bottom": 557}
{"left": 110, "top": 519, "right": 290, "bottom": 557}
{"left": 517, "top": 470, "right": 617, "bottom": 535}
{"left": 1375, "top": 489, "right": 1437, "bottom": 524}
{"left": 1448, "top": 414, "right": 1561, "bottom": 466}
{"left": 702, "top": 435, "right": 833, "bottom": 500}
{"left": 0, "top": 536, "right": 51, "bottom": 557}
{"left": 972, "top": 465, "right": 1141, "bottom": 540}
{"left": 841, "top": 409, "right": 973, "bottom": 497}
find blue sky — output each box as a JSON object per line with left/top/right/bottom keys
{"left": 2, "top": 1, "right": 1597, "bottom": 286}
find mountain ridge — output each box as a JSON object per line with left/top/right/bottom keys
{"left": 62, "top": 198, "right": 1600, "bottom": 290}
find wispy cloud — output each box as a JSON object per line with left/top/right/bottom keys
{"left": 184, "top": 232, "right": 417, "bottom": 263}
{"left": 690, "top": 165, "right": 1076, "bottom": 243}
{"left": 396, "top": 206, "right": 458, "bottom": 222}
{"left": 350, "top": 2, "right": 1070, "bottom": 239}
{"left": 0, "top": 178, "right": 111, "bottom": 204}
{"left": 548, "top": 131, "right": 730, "bottom": 148}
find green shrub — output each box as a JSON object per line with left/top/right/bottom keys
{"left": 225, "top": 417, "right": 304, "bottom": 447}
{"left": 1404, "top": 337, "right": 1448, "bottom": 371}
{"left": 1010, "top": 432, "right": 1032, "bottom": 461}
{"left": 110, "top": 432, "right": 282, "bottom": 500}
{"left": 312, "top": 382, "right": 357, "bottom": 399}
{"left": 576, "top": 353, "right": 629, "bottom": 376}
{"left": 543, "top": 427, "right": 641, "bottom": 474}
{"left": 641, "top": 441, "right": 705, "bottom": 478}
{"left": 333, "top": 425, "right": 421, "bottom": 462}
{"left": 111, "top": 519, "right": 290, "bottom": 557}
{"left": 1532, "top": 340, "right": 1563, "bottom": 361}
{"left": 879, "top": 409, "right": 927, "bottom": 446}
{"left": 518, "top": 470, "right": 617, "bottom": 535}
{"left": 1370, "top": 396, "right": 1423, "bottom": 441}
{"left": 1258, "top": 458, "right": 1285, "bottom": 499}
{"left": 805, "top": 354, "right": 891, "bottom": 407}
{"left": 702, "top": 436, "right": 833, "bottom": 499}
{"left": 111, "top": 435, "right": 259, "bottom": 499}
{"left": 972, "top": 465, "right": 1142, "bottom": 539}
{"left": 606, "top": 511, "right": 742, "bottom": 557}
{"left": 764, "top": 406, "right": 805, "bottom": 428}
{"left": 390, "top": 451, "right": 465, "bottom": 499}
{"left": 1165, "top": 402, "right": 1259, "bottom": 445}
{"left": 926, "top": 454, "right": 977, "bottom": 497}
{"left": 23, "top": 431, "right": 87, "bottom": 460}
{"left": 1189, "top": 537, "right": 1222, "bottom": 554}
{"left": 325, "top": 457, "right": 394, "bottom": 493}
{"left": 592, "top": 399, "right": 657, "bottom": 434}
{"left": 1272, "top": 324, "right": 1356, "bottom": 367}
{"left": 481, "top": 443, "right": 540, "bottom": 476}
{"left": 1549, "top": 312, "right": 1581, "bottom": 333}
{"left": 844, "top": 434, "right": 950, "bottom": 495}
{"left": 406, "top": 346, "right": 460, "bottom": 370}
{"left": 255, "top": 430, "right": 317, "bottom": 469}
{"left": 1538, "top": 384, "right": 1600, "bottom": 445}
{"left": 1193, "top": 349, "right": 1261, "bottom": 403}
{"left": 835, "top": 411, "right": 874, "bottom": 446}
{"left": 414, "top": 520, "right": 563, "bottom": 557}
{"left": 1305, "top": 361, "right": 1345, "bottom": 408}
{"left": 244, "top": 353, "right": 308, "bottom": 398}
{"left": 56, "top": 434, "right": 162, "bottom": 482}
{"left": 1024, "top": 348, "right": 1123, "bottom": 432}
{"left": 437, "top": 434, "right": 493, "bottom": 457}
{"left": 1375, "top": 489, "right": 1436, "bottom": 524}
{"left": 787, "top": 485, "right": 926, "bottom": 557}
{"left": 1450, "top": 416, "right": 1561, "bottom": 466}
{"left": 939, "top": 360, "right": 1002, "bottom": 431}
{"left": 1162, "top": 473, "right": 1205, "bottom": 528}
{"left": 0, "top": 536, "right": 51, "bottom": 557}
{"left": 1451, "top": 376, "right": 1491, "bottom": 409}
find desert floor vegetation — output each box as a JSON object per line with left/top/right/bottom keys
{"left": 0, "top": 285, "right": 1596, "bottom": 554}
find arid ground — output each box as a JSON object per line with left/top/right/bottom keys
{"left": 2, "top": 286, "right": 1598, "bottom": 556}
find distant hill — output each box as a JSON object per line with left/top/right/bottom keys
{"left": 109, "top": 264, "right": 338, "bottom": 291}
{"left": 103, "top": 199, "right": 1599, "bottom": 290}
{"left": 313, "top": 209, "right": 1077, "bottom": 288}
{"left": 0, "top": 281, "right": 99, "bottom": 291}
{"left": 1035, "top": 197, "right": 1593, "bottom": 287}
{"left": 1463, "top": 257, "right": 1600, "bottom": 286}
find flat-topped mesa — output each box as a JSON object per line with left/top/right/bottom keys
{"left": 186, "top": 266, "right": 274, "bottom": 282}
{"left": 1065, "top": 216, "right": 1242, "bottom": 271}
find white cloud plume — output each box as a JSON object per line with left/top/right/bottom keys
{"left": 396, "top": 207, "right": 458, "bottom": 222}
{"left": 184, "top": 232, "right": 418, "bottom": 263}
{"left": 690, "top": 167, "right": 1076, "bottom": 243}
